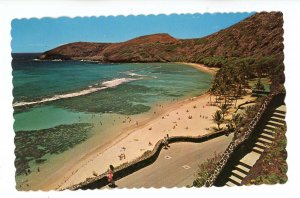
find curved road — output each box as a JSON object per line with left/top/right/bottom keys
{"left": 110, "top": 134, "right": 233, "bottom": 188}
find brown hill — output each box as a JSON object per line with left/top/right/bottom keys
{"left": 39, "top": 12, "right": 283, "bottom": 65}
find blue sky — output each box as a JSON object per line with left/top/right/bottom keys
{"left": 11, "top": 13, "right": 254, "bottom": 53}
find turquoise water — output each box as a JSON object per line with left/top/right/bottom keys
{"left": 13, "top": 105, "right": 92, "bottom": 131}
{"left": 13, "top": 57, "right": 212, "bottom": 132}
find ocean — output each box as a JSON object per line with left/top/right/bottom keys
{"left": 12, "top": 53, "right": 212, "bottom": 177}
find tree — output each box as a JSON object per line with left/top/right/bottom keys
{"left": 212, "top": 110, "right": 223, "bottom": 130}
{"left": 232, "top": 113, "right": 243, "bottom": 128}
{"left": 254, "top": 78, "right": 265, "bottom": 91}
{"left": 233, "top": 84, "right": 242, "bottom": 108}
{"left": 219, "top": 103, "right": 230, "bottom": 119}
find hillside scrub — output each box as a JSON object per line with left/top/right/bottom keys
{"left": 192, "top": 153, "right": 222, "bottom": 187}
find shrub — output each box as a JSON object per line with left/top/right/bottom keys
{"left": 193, "top": 153, "right": 222, "bottom": 187}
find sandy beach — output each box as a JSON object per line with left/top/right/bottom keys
{"left": 58, "top": 93, "right": 218, "bottom": 189}
{"left": 17, "top": 63, "right": 257, "bottom": 190}
{"left": 178, "top": 62, "right": 218, "bottom": 75}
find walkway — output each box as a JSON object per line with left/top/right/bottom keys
{"left": 108, "top": 134, "right": 233, "bottom": 188}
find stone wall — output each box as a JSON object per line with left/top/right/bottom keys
{"left": 65, "top": 130, "right": 227, "bottom": 190}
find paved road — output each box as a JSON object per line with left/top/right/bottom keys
{"left": 112, "top": 134, "right": 233, "bottom": 188}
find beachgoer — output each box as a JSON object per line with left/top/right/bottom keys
{"left": 107, "top": 165, "right": 115, "bottom": 187}
{"left": 163, "top": 135, "right": 170, "bottom": 149}
{"left": 166, "top": 134, "right": 170, "bottom": 147}
{"left": 163, "top": 138, "right": 167, "bottom": 149}
{"left": 119, "top": 153, "right": 125, "bottom": 160}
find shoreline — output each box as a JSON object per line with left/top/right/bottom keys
{"left": 17, "top": 62, "right": 220, "bottom": 190}
{"left": 176, "top": 62, "right": 218, "bottom": 75}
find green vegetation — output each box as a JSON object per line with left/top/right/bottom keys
{"left": 219, "top": 103, "right": 230, "bottom": 118}
{"left": 254, "top": 78, "right": 265, "bottom": 91}
{"left": 201, "top": 56, "right": 229, "bottom": 68}
{"left": 195, "top": 38, "right": 208, "bottom": 45}
{"left": 15, "top": 123, "right": 93, "bottom": 175}
{"left": 208, "top": 55, "right": 283, "bottom": 111}
{"left": 231, "top": 113, "right": 244, "bottom": 129}
{"left": 192, "top": 153, "right": 222, "bottom": 187}
{"left": 139, "top": 51, "right": 149, "bottom": 59}
{"left": 120, "top": 48, "right": 133, "bottom": 55}
{"left": 165, "top": 44, "right": 178, "bottom": 52}
{"left": 245, "top": 125, "right": 287, "bottom": 185}
{"left": 249, "top": 77, "right": 270, "bottom": 92}
{"left": 232, "top": 97, "right": 267, "bottom": 139}
{"left": 212, "top": 110, "right": 223, "bottom": 130}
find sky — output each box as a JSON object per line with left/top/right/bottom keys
{"left": 11, "top": 13, "right": 254, "bottom": 53}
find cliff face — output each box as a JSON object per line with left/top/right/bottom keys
{"left": 39, "top": 12, "right": 283, "bottom": 64}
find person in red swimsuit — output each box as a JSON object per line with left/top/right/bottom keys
{"left": 107, "top": 165, "right": 115, "bottom": 187}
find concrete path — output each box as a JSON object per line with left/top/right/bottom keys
{"left": 109, "top": 134, "right": 233, "bottom": 188}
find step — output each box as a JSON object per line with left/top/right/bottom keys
{"left": 226, "top": 181, "right": 236, "bottom": 187}
{"left": 240, "top": 152, "right": 261, "bottom": 167}
{"left": 268, "top": 120, "right": 285, "bottom": 127}
{"left": 229, "top": 175, "right": 242, "bottom": 185}
{"left": 260, "top": 133, "right": 275, "bottom": 141}
{"left": 273, "top": 112, "right": 285, "bottom": 119}
{"left": 265, "top": 124, "right": 277, "bottom": 130}
{"left": 235, "top": 164, "right": 250, "bottom": 174}
{"left": 270, "top": 116, "right": 285, "bottom": 124}
{"left": 252, "top": 146, "right": 264, "bottom": 154}
{"left": 275, "top": 105, "right": 286, "bottom": 114}
{"left": 263, "top": 128, "right": 276, "bottom": 135}
{"left": 275, "top": 107, "right": 286, "bottom": 113}
{"left": 232, "top": 169, "right": 247, "bottom": 179}
{"left": 255, "top": 141, "right": 269, "bottom": 149}
{"left": 258, "top": 137, "right": 273, "bottom": 144}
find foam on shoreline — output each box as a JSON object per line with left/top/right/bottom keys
{"left": 13, "top": 78, "right": 139, "bottom": 108}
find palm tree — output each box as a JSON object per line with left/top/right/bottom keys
{"left": 212, "top": 110, "right": 223, "bottom": 130}
{"left": 219, "top": 103, "right": 230, "bottom": 119}
{"left": 232, "top": 113, "right": 243, "bottom": 128}
{"left": 233, "top": 85, "right": 242, "bottom": 108}
{"left": 254, "top": 78, "right": 265, "bottom": 91}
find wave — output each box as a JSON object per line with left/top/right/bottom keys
{"left": 101, "top": 77, "right": 137, "bottom": 87}
{"left": 13, "top": 78, "right": 139, "bottom": 108}
{"left": 122, "top": 71, "right": 147, "bottom": 77}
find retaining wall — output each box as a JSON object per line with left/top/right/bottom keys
{"left": 66, "top": 129, "right": 227, "bottom": 190}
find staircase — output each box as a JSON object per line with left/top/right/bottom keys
{"left": 225, "top": 105, "right": 286, "bottom": 187}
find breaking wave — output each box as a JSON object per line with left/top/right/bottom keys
{"left": 13, "top": 78, "right": 139, "bottom": 108}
